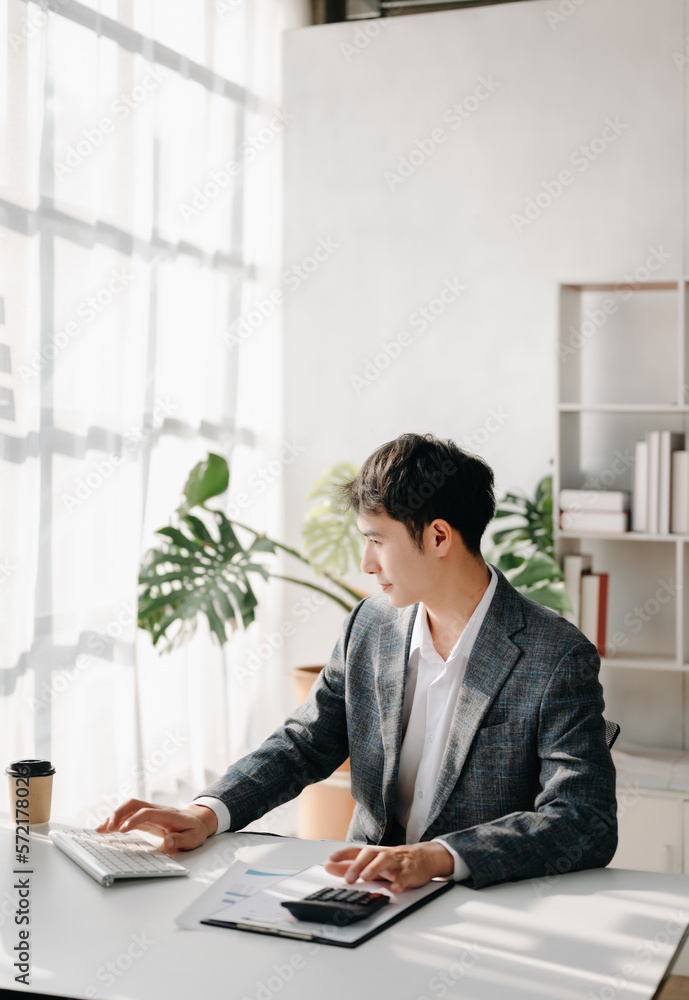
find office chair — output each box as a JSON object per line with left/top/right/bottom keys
{"left": 604, "top": 718, "right": 620, "bottom": 750}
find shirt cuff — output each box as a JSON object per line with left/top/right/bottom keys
{"left": 191, "top": 796, "right": 231, "bottom": 835}
{"left": 431, "top": 837, "right": 471, "bottom": 882}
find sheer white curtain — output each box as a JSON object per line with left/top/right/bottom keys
{"left": 0, "top": 0, "right": 309, "bottom": 830}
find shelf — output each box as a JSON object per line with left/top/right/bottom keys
{"left": 601, "top": 656, "right": 687, "bottom": 671}
{"left": 558, "top": 531, "right": 688, "bottom": 542}
{"left": 559, "top": 404, "right": 689, "bottom": 413}
{"left": 561, "top": 281, "right": 679, "bottom": 292}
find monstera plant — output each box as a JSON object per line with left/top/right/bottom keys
{"left": 301, "top": 461, "right": 363, "bottom": 577}
{"left": 488, "top": 474, "right": 573, "bottom": 613}
{"left": 138, "top": 454, "right": 362, "bottom": 651}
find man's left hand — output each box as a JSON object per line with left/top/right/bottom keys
{"left": 324, "top": 841, "right": 454, "bottom": 892}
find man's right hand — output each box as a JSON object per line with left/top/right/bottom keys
{"left": 95, "top": 799, "right": 218, "bottom": 852}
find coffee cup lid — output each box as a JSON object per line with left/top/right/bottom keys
{"left": 5, "top": 759, "right": 56, "bottom": 777}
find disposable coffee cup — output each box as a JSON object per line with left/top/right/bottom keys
{"left": 6, "top": 760, "right": 56, "bottom": 825}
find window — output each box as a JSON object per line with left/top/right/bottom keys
{"left": 1, "top": 0, "right": 308, "bottom": 827}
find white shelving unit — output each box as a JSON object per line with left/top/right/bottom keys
{"left": 555, "top": 278, "right": 689, "bottom": 880}
{"left": 555, "top": 279, "right": 689, "bottom": 676}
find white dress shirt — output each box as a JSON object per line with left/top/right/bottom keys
{"left": 396, "top": 565, "right": 497, "bottom": 879}
{"left": 194, "top": 565, "right": 498, "bottom": 884}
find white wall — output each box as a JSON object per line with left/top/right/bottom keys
{"left": 280, "top": 0, "right": 686, "bottom": 744}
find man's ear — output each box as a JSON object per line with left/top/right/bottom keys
{"left": 429, "top": 519, "right": 452, "bottom": 552}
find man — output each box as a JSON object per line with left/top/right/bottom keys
{"left": 99, "top": 433, "right": 617, "bottom": 891}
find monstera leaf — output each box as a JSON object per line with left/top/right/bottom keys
{"left": 138, "top": 508, "right": 273, "bottom": 650}
{"left": 138, "top": 453, "right": 359, "bottom": 652}
{"left": 302, "top": 462, "right": 363, "bottom": 577}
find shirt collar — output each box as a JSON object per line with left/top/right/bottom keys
{"left": 410, "top": 564, "right": 498, "bottom": 664}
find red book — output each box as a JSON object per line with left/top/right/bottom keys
{"left": 580, "top": 573, "right": 609, "bottom": 656}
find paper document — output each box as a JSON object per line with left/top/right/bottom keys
{"left": 176, "top": 861, "right": 298, "bottom": 931}
{"left": 202, "top": 863, "right": 451, "bottom": 946}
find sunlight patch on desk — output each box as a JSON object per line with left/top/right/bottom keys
{"left": 389, "top": 936, "right": 650, "bottom": 1000}
{"left": 421, "top": 921, "right": 537, "bottom": 951}
{"left": 455, "top": 893, "right": 678, "bottom": 953}
{"left": 600, "top": 888, "right": 689, "bottom": 923}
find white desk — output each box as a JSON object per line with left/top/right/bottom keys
{"left": 1, "top": 814, "right": 688, "bottom": 1000}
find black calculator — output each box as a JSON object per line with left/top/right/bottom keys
{"left": 281, "top": 886, "right": 390, "bottom": 925}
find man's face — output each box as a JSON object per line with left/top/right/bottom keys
{"left": 357, "top": 510, "right": 438, "bottom": 608}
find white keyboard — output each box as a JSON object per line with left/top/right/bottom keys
{"left": 49, "top": 827, "right": 189, "bottom": 887}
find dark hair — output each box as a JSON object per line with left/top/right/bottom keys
{"left": 340, "top": 433, "right": 496, "bottom": 557}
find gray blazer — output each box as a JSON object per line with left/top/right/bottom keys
{"left": 201, "top": 566, "right": 618, "bottom": 888}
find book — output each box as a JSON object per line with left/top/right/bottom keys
{"left": 646, "top": 430, "right": 661, "bottom": 534}
{"left": 559, "top": 510, "right": 629, "bottom": 533}
{"left": 563, "top": 554, "right": 592, "bottom": 626}
{"left": 580, "top": 573, "right": 609, "bottom": 656}
{"left": 659, "top": 432, "right": 685, "bottom": 534}
{"left": 559, "top": 489, "right": 630, "bottom": 512}
{"left": 671, "top": 451, "right": 689, "bottom": 534}
{"left": 632, "top": 440, "right": 648, "bottom": 532}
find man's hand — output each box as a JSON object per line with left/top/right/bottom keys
{"left": 324, "top": 842, "right": 454, "bottom": 893}
{"left": 95, "top": 798, "right": 218, "bottom": 852}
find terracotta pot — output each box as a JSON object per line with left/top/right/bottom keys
{"left": 288, "top": 666, "right": 349, "bottom": 773}
{"left": 289, "top": 664, "right": 355, "bottom": 839}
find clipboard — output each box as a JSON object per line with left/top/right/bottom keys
{"left": 200, "top": 863, "right": 453, "bottom": 948}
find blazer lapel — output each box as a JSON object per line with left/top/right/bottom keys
{"left": 374, "top": 607, "right": 416, "bottom": 821}
{"left": 422, "top": 569, "right": 525, "bottom": 835}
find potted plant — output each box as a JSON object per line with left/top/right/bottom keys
{"left": 137, "top": 453, "right": 365, "bottom": 841}
{"left": 488, "top": 474, "right": 573, "bottom": 613}
{"left": 138, "top": 454, "right": 362, "bottom": 650}
{"left": 287, "top": 461, "right": 365, "bottom": 702}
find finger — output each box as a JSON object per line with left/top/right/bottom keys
{"left": 160, "top": 828, "right": 204, "bottom": 853}
{"left": 342, "top": 847, "right": 381, "bottom": 883}
{"left": 324, "top": 847, "right": 362, "bottom": 876}
{"left": 323, "top": 859, "right": 357, "bottom": 877}
{"left": 119, "top": 808, "right": 186, "bottom": 835}
{"left": 101, "top": 798, "right": 155, "bottom": 832}
{"left": 327, "top": 848, "right": 361, "bottom": 861}
{"left": 358, "top": 853, "right": 400, "bottom": 883}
